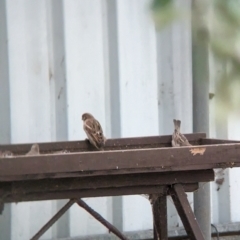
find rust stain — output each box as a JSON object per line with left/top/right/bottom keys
{"left": 189, "top": 147, "right": 206, "bottom": 156}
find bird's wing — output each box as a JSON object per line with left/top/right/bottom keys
{"left": 178, "top": 133, "right": 191, "bottom": 146}
{"left": 84, "top": 119, "right": 105, "bottom": 147}
{"left": 93, "top": 120, "right": 106, "bottom": 144}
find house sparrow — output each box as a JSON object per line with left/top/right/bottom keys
{"left": 214, "top": 168, "right": 226, "bottom": 191}
{"left": 26, "top": 143, "right": 40, "bottom": 156}
{"left": 82, "top": 113, "right": 106, "bottom": 150}
{"left": 172, "top": 119, "right": 191, "bottom": 147}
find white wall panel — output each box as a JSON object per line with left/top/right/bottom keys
{"left": 228, "top": 115, "right": 240, "bottom": 222}
{"left": 157, "top": 0, "right": 192, "bottom": 135}
{"left": 116, "top": 0, "right": 158, "bottom": 232}
{"left": 63, "top": 0, "right": 111, "bottom": 237}
{"left": 117, "top": 0, "right": 158, "bottom": 138}
{"left": 63, "top": 0, "right": 108, "bottom": 140}
{"left": 0, "top": 0, "right": 11, "bottom": 145}
{"left": 6, "top": 0, "right": 52, "bottom": 143}
{"left": 156, "top": 0, "right": 193, "bottom": 229}
{"left": 5, "top": 0, "right": 53, "bottom": 239}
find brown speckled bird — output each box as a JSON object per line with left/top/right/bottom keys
{"left": 172, "top": 119, "right": 191, "bottom": 147}
{"left": 82, "top": 113, "right": 106, "bottom": 150}
{"left": 26, "top": 144, "right": 40, "bottom": 156}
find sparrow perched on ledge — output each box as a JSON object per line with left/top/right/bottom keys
{"left": 82, "top": 113, "right": 106, "bottom": 150}
{"left": 26, "top": 143, "right": 40, "bottom": 156}
{"left": 214, "top": 168, "right": 226, "bottom": 191}
{"left": 172, "top": 119, "right": 191, "bottom": 147}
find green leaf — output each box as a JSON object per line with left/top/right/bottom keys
{"left": 151, "top": 0, "right": 173, "bottom": 10}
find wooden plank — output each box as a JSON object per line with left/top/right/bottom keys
{"left": 0, "top": 142, "right": 239, "bottom": 180}
{"left": 153, "top": 195, "right": 168, "bottom": 240}
{"left": 3, "top": 170, "right": 213, "bottom": 192}
{"left": 3, "top": 183, "right": 198, "bottom": 203}
{"left": 0, "top": 133, "right": 205, "bottom": 154}
{"left": 169, "top": 184, "right": 204, "bottom": 240}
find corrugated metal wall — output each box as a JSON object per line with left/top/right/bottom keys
{"left": 0, "top": 0, "right": 239, "bottom": 239}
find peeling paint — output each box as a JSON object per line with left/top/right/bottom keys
{"left": 189, "top": 147, "right": 206, "bottom": 156}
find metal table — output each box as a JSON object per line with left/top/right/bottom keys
{"left": 1, "top": 133, "right": 239, "bottom": 240}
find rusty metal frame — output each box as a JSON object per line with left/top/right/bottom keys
{"left": 1, "top": 134, "right": 240, "bottom": 182}
{"left": 30, "top": 199, "right": 76, "bottom": 240}
{"left": 169, "top": 184, "right": 205, "bottom": 240}
{"left": 30, "top": 198, "right": 129, "bottom": 240}
{"left": 153, "top": 195, "right": 168, "bottom": 240}
{"left": 0, "top": 133, "right": 239, "bottom": 240}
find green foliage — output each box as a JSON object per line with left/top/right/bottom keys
{"left": 151, "top": 0, "right": 240, "bottom": 115}
{"left": 151, "top": 0, "right": 173, "bottom": 9}
{"left": 151, "top": 0, "right": 182, "bottom": 29}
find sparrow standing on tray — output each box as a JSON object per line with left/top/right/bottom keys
{"left": 172, "top": 119, "right": 191, "bottom": 147}
{"left": 82, "top": 113, "right": 106, "bottom": 150}
{"left": 26, "top": 143, "right": 40, "bottom": 156}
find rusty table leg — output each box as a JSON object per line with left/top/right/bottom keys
{"left": 153, "top": 226, "right": 158, "bottom": 240}
{"left": 30, "top": 199, "right": 76, "bottom": 240}
{"left": 76, "top": 199, "right": 129, "bottom": 240}
{"left": 169, "top": 184, "right": 205, "bottom": 240}
{"left": 153, "top": 195, "right": 168, "bottom": 240}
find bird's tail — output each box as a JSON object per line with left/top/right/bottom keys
{"left": 173, "top": 119, "right": 181, "bottom": 131}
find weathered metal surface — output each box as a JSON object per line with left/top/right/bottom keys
{"left": 0, "top": 170, "right": 213, "bottom": 202}
{"left": 14, "top": 185, "right": 196, "bottom": 203}
{"left": 0, "top": 142, "right": 238, "bottom": 181}
{"left": 1, "top": 184, "right": 200, "bottom": 203}
{"left": 76, "top": 199, "right": 129, "bottom": 240}
{"left": 0, "top": 133, "right": 205, "bottom": 154}
{"left": 154, "top": 227, "right": 158, "bottom": 240}
{"left": 3, "top": 170, "right": 214, "bottom": 192}
{"left": 170, "top": 184, "right": 204, "bottom": 240}
{"left": 30, "top": 199, "right": 76, "bottom": 240}
{"left": 4, "top": 185, "right": 169, "bottom": 202}
{"left": 201, "top": 138, "right": 240, "bottom": 145}
{"left": 153, "top": 195, "right": 168, "bottom": 240}
{"left": 0, "top": 133, "right": 237, "bottom": 239}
